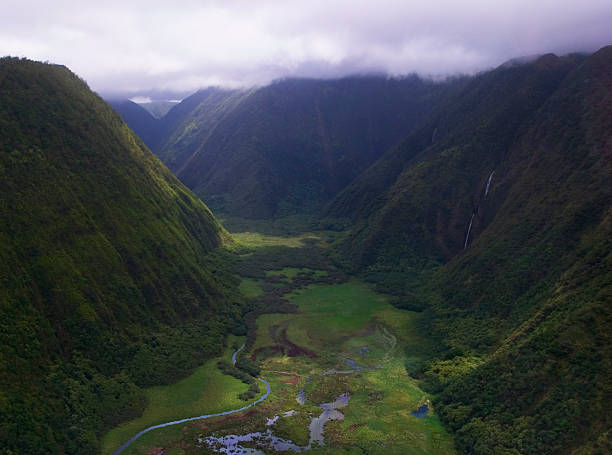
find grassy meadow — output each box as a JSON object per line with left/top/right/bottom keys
{"left": 101, "top": 339, "right": 254, "bottom": 455}
{"left": 101, "top": 232, "right": 455, "bottom": 454}
{"left": 256, "top": 280, "right": 456, "bottom": 454}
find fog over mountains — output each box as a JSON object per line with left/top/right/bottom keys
{"left": 1, "top": 2, "right": 611, "bottom": 452}
{"left": 3, "top": 0, "right": 612, "bottom": 93}
{"left": 111, "top": 47, "right": 612, "bottom": 454}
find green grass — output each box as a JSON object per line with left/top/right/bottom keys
{"left": 248, "top": 280, "right": 455, "bottom": 454}
{"left": 252, "top": 313, "right": 293, "bottom": 351}
{"left": 231, "top": 232, "right": 318, "bottom": 248}
{"left": 239, "top": 278, "right": 264, "bottom": 298}
{"left": 101, "top": 344, "right": 255, "bottom": 455}
{"left": 272, "top": 411, "right": 311, "bottom": 446}
{"left": 286, "top": 281, "right": 396, "bottom": 345}
{"left": 335, "top": 357, "right": 454, "bottom": 454}
{"left": 113, "top": 279, "right": 456, "bottom": 454}
{"left": 252, "top": 280, "right": 420, "bottom": 363}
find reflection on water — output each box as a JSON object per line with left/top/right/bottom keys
{"left": 203, "top": 393, "right": 351, "bottom": 454}
{"left": 296, "top": 388, "right": 306, "bottom": 404}
{"left": 411, "top": 404, "right": 429, "bottom": 418}
{"left": 308, "top": 393, "right": 350, "bottom": 447}
{"left": 204, "top": 429, "right": 304, "bottom": 454}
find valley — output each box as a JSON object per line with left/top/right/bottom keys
{"left": 105, "top": 47, "right": 612, "bottom": 454}
{"left": 1, "top": 47, "right": 610, "bottom": 455}
{"left": 102, "top": 233, "right": 456, "bottom": 455}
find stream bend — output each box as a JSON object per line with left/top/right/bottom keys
{"left": 112, "top": 345, "right": 269, "bottom": 455}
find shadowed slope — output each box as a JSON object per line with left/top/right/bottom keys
{"left": 328, "top": 47, "right": 612, "bottom": 455}
{"left": 107, "top": 99, "right": 160, "bottom": 150}
{"left": 139, "top": 76, "right": 454, "bottom": 219}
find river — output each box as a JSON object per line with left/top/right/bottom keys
{"left": 112, "top": 345, "right": 270, "bottom": 455}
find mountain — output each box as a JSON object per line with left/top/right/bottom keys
{"left": 328, "top": 53, "right": 587, "bottom": 273}
{"left": 20, "top": 44, "right": 610, "bottom": 455}
{"left": 154, "top": 87, "right": 252, "bottom": 176}
{"left": 138, "top": 100, "right": 180, "bottom": 119}
{"left": 117, "top": 76, "right": 455, "bottom": 220}
{"left": 107, "top": 99, "right": 161, "bottom": 150}
{"left": 0, "top": 58, "right": 244, "bottom": 454}
{"left": 327, "top": 48, "right": 612, "bottom": 454}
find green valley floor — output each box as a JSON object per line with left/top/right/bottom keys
{"left": 102, "top": 232, "right": 456, "bottom": 455}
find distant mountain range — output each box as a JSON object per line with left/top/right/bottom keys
{"left": 137, "top": 100, "right": 180, "bottom": 118}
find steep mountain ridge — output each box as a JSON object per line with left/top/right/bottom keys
{"left": 328, "top": 47, "right": 612, "bottom": 455}
{"left": 0, "top": 58, "right": 244, "bottom": 454}
{"left": 107, "top": 99, "right": 160, "bottom": 150}
{"left": 328, "top": 52, "right": 586, "bottom": 273}
{"left": 156, "top": 87, "right": 255, "bottom": 174}
{"left": 115, "top": 76, "right": 454, "bottom": 219}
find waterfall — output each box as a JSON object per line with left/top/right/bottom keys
{"left": 431, "top": 127, "right": 438, "bottom": 144}
{"left": 464, "top": 171, "right": 494, "bottom": 250}
{"left": 484, "top": 171, "right": 494, "bottom": 197}
{"left": 464, "top": 213, "right": 474, "bottom": 249}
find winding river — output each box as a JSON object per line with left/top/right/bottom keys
{"left": 232, "top": 343, "right": 246, "bottom": 365}
{"left": 112, "top": 345, "right": 270, "bottom": 455}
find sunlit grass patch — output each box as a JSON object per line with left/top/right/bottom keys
{"left": 287, "top": 281, "right": 390, "bottom": 342}
{"left": 251, "top": 313, "right": 293, "bottom": 351}
{"left": 231, "top": 232, "right": 319, "bottom": 249}
{"left": 101, "top": 344, "right": 257, "bottom": 455}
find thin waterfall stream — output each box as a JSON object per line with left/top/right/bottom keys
{"left": 464, "top": 170, "right": 494, "bottom": 249}
{"left": 464, "top": 213, "right": 475, "bottom": 249}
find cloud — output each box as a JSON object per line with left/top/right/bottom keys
{"left": 129, "top": 96, "right": 152, "bottom": 103}
{"left": 1, "top": 0, "right": 611, "bottom": 95}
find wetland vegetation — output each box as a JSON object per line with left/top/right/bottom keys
{"left": 3, "top": 49, "right": 610, "bottom": 455}
{"left": 103, "top": 231, "right": 455, "bottom": 454}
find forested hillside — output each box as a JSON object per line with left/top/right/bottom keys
{"left": 114, "top": 76, "right": 455, "bottom": 219}
{"left": 328, "top": 53, "right": 586, "bottom": 273}
{"left": 0, "top": 58, "right": 245, "bottom": 454}
{"left": 328, "top": 47, "right": 612, "bottom": 454}
{"left": 59, "top": 45, "right": 611, "bottom": 455}
{"left": 107, "top": 99, "right": 160, "bottom": 151}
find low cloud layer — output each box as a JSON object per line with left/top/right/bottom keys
{"left": 2, "top": 0, "right": 611, "bottom": 96}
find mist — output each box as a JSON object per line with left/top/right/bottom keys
{"left": 2, "top": 0, "right": 611, "bottom": 96}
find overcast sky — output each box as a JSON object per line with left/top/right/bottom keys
{"left": 2, "top": 0, "right": 611, "bottom": 97}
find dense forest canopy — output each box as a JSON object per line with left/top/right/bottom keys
{"left": 1, "top": 45, "right": 610, "bottom": 455}
{"left": 115, "top": 47, "right": 612, "bottom": 455}
{"left": 0, "top": 57, "right": 246, "bottom": 454}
